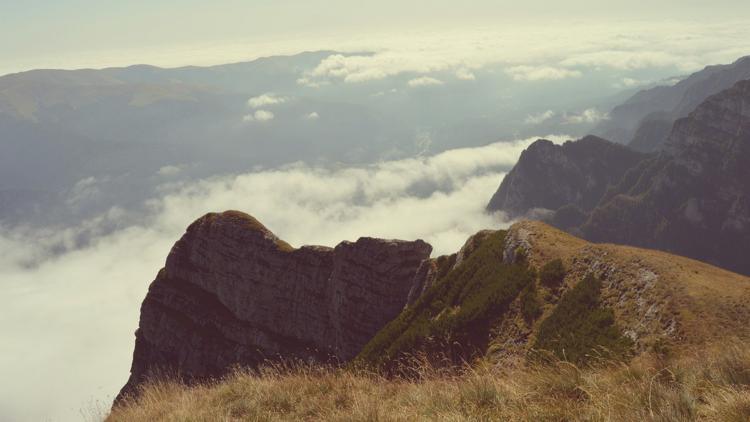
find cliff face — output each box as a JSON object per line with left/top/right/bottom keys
{"left": 488, "top": 79, "right": 750, "bottom": 275}
{"left": 118, "top": 210, "right": 431, "bottom": 399}
{"left": 583, "top": 79, "right": 750, "bottom": 274}
{"left": 486, "top": 135, "right": 647, "bottom": 218}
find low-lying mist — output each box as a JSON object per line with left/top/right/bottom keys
{"left": 0, "top": 135, "right": 567, "bottom": 421}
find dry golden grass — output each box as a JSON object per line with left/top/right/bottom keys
{"left": 108, "top": 341, "right": 750, "bottom": 422}
{"left": 508, "top": 220, "right": 750, "bottom": 349}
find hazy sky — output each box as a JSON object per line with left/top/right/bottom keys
{"left": 3, "top": 0, "right": 750, "bottom": 75}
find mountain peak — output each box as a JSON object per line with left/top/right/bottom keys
{"left": 486, "top": 137, "right": 646, "bottom": 217}
{"left": 190, "top": 210, "right": 294, "bottom": 252}
{"left": 117, "top": 211, "right": 432, "bottom": 402}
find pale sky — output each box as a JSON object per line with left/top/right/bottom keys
{"left": 2, "top": 0, "right": 750, "bottom": 75}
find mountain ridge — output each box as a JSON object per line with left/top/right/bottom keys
{"left": 594, "top": 55, "right": 750, "bottom": 152}
{"left": 119, "top": 211, "right": 750, "bottom": 404}
{"left": 488, "top": 78, "right": 750, "bottom": 275}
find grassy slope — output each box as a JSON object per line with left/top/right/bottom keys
{"left": 533, "top": 274, "right": 633, "bottom": 363}
{"left": 108, "top": 221, "right": 750, "bottom": 421}
{"left": 108, "top": 341, "right": 750, "bottom": 421}
{"left": 509, "top": 220, "right": 750, "bottom": 348}
{"left": 357, "top": 229, "right": 633, "bottom": 370}
{"left": 357, "top": 230, "right": 536, "bottom": 368}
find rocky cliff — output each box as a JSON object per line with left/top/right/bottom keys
{"left": 489, "top": 79, "right": 750, "bottom": 276}
{"left": 582, "top": 79, "right": 750, "bottom": 274}
{"left": 118, "top": 210, "right": 432, "bottom": 400}
{"left": 119, "top": 209, "right": 750, "bottom": 406}
{"left": 485, "top": 135, "right": 647, "bottom": 218}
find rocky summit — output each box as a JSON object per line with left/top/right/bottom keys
{"left": 118, "top": 210, "right": 431, "bottom": 400}
{"left": 485, "top": 135, "right": 647, "bottom": 219}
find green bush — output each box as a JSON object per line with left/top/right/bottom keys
{"left": 533, "top": 274, "right": 632, "bottom": 364}
{"left": 520, "top": 282, "right": 543, "bottom": 323}
{"left": 539, "top": 259, "right": 566, "bottom": 287}
{"left": 357, "top": 231, "right": 536, "bottom": 368}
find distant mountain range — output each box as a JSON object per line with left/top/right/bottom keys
{"left": 1, "top": 50, "right": 631, "bottom": 226}
{"left": 594, "top": 55, "right": 750, "bottom": 152}
{"left": 489, "top": 73, "right": 750, "bottom": 275}
{"left": 0, "top": 51, "right": 414, "bottom": 223}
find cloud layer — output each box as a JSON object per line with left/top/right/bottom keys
{"left": 293, "top": 22, "right": 750, "bottom": 87}
{"left": 243, "top": 109, "right": 275, "bottom": 122}
{"left": 506, "top": 65, "right": 582, "bottom": 81}
{"left": 564, "top": 108, "right": 609, "bottom": 124}
{"left": 0, "top": 134, "right": 568, "bottom": 421}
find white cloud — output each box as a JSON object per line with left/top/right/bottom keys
{"left": 305, "top": 111, "right": 320, "bottom": 120}
{"left": 243, "top": 110, "right": 275, "bottom": 122}
{"left": 506, "top": 65, "right": 582, "bottom": 81}
{"left": 564, "top": 108, "right": 610, "bottom": 124}
{"left": 622, "top": 77, "right": 643, "bottom": 87}
{"left": 65, "top": 177, "right": 100, "bottom": 207}
{"left": 455, "top": 68, "right": 476, "bottom": 80}
{"left": 291, "top": 22, "right": 750, "bottom": 88}
{"left": 309, "top": 54, "right": 395, "bottom": 83}
{"left": 296, "top": 77, "right": 325, "bottom": 88}
{"left": 157, "top": 165, "right": 182, "bottom": 176}
{"left": 407, "top": 76, "right": 444, "bottom": 87}
{"left": 524, "top": 110, "right": 556, "bottom": 125}
{"left": 0, "top": 134, "right": 569, "bottom": 421}
{"left": 5, "top": 18, "right": 750, "bottom": 81}
{"left": 8, "top": 21, "right": 749, "bottom": 88}
{"left": 247, "top": 93, "right": 287, "bottom": 108}
{"left": 613, "top": 77, "right": 654, "bottom": 89}
{"left": 559, "top": 50, "right": 699, "bottom": 72}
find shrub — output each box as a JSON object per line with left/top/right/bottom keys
{"left": 539, "top": 259, "right": 566, "bottom": 287}
{"left": 357, "top": 230, "right": 536, "bottom": 369}
{"left": 533, "top": 274, "right": 632, "bottom": 364}
{"left": 520, "top": 281, "right": 542, "bottom": 323}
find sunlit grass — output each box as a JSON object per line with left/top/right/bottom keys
{"left": 108, "top": 340, "right": 750, "bottom": 422}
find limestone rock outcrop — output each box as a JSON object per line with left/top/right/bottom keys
{"left": 582, "top": 79, "right": 750, "bottom": 274}
{"left": 485, "top": 135, "right": 646, "bottom": 218}
{"left": 118, "top": 210, "right": 431, "bottom": 399}
{"left": 488, "top": 79, "right": 750, "bottom": 275}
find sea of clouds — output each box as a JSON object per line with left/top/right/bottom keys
{"left": 0, "top": 135, "right": 568, "bottom": 421}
